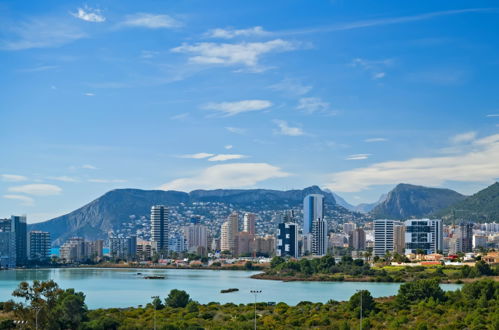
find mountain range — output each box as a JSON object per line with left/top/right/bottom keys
{"left": 29, "top": 182, "right": 498, "bottom": 245}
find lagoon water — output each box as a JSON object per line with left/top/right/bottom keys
{"left": 0, "top": 268, "right": 462, "bottom": 309}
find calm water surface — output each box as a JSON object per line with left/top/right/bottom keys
{"left": 0, "top": 268, "right": 462, "bottom": 308}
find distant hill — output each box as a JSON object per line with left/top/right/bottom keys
{"left": 354, "top": 194, "right": 387, "bottom": 214}
{"left": 436, "top": 182, "right": 499, "bottom": 223}
{"left": 29, "top": 186, "right": 350, "bottom": 245}
{"left": 370, "top": 184, "right": 466, "bottom": 220}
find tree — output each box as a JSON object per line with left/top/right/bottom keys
{"left": 270, "top": 256, "right": 285, "bottom": 268}
{"left": 151, "top": 296, "right": 164, "bottom": 310}
{"left": 165, "top": 289, "right": 191, "bottom": 308}
{"left": 348, "top": 290, "right": 376, "bottom": 317}
{"left": 395, "top": 279, "right": 445, "bottom": 308}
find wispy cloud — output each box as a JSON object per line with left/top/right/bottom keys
{"left": 296, "top": 97, "right": 330, "bottom": 114}
{"left": 327, "top": 133, "right": 499, "bottom": 192}
{"left": 88, "top": 179, "right": 126, "bottom": 183}
{"left": 274, "top": 120, "right": 304, "bottom": 136}
{"left": 48, "top": 176, "right": 79, "bottom": 183}
{"left": 280, "top": 8, "right": 495, "bottom": 35}
{"left": 178, "top": 153, "right": 214, "bottom": 159}
{"left": 486, "top": 114, "right": 499, "bottom": 117}
{"left": 208, "top": 154, "right": 247, "bottom": 162}
{"left": 224, "top": 145, "right": 233, "bottom": 150}
{"left": 269, "top": 78, "right": 312, "bottom": 96}
{"left": 83, "top": 92, "right": 95, "bottom": 96}
{"left": 171, "top": 113, "right": 189, "bottom": 120}
{"left": 3, "top": 194, "right": 34, "bottom": 206}
{"left": 450, "top": 131, "right": 476, "bottom": 144}
{"left": 1, "top": 174, "right": 28, "bottom": 182}
{"left": 205, "top": 26, "right": 269, "bottom": 39}
{"left": 82, "top": 164, "right": 97, "bottom": 170}
{"left": 19, "top": 65, "right": 58, "bottom": 73}
{"left": 1, "top": 17, "right": 86, "bottom": 50}
{"left": 71, "top": 6, "right": 106, "bottom": 23}
{"left": 351, "top": 58, "right": 392, "bottom": 80}
{"left": 225, "top": 127, "right": 246, "bottom": 134}
{"left": 160, "top": 162, "right": 289, "bottom": 191}
{"left": 346, "top": 154, "right": 371, "bottom": 160}
{"left": 8, "top": 184, "right": 62, "bottom": 196}
{"left": 203, "top": 100, "right": 272, "bottom": 117}
{"left": 365, "top": 138, "right": 388, "bottom": 143}
{"left": 171, "top": 39, "right": 295, "bottom": 69}
{"left": 120, "top": 13, "right": 182, "bottom": 29}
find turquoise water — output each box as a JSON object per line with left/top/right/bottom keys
{"left": 0, "top": 268, "right": 462, "bottom": 309}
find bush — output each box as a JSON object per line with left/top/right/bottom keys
{"left": 165, "top": 289, "right": 191, "bottom": 308}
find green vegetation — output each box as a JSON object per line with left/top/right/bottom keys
{"left": 258, "top": 256, "right": 499, "bottom": 282}
{"left": 1, "top": 279, "right": 497, "bottom": 329}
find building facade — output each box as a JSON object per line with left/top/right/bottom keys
{"left": 0, "top": 218, "right": 15, "bottom": 268}
{"left": 243, "top": 213, "right": 256, "bottom": 235}
{"left": 151, "top": 205, "right": 169, "bottom": 255}
{"left": 276, "top": 222, "right": 298, "bottom": 258}
{"left": 28, "top": 231, "right": 51, "bottom": 261}
{"left": 109, "top": 236, "right": 137, "bottom": 259}
{"left": 349, "top": 228, "right": 366, "bottom": 250}
{"left": 303, "top": 194, "right": 324, "bottom": 235}
{"left": 311, "top": 218, "right": 328, "bottom": 256}
{"left": 374, "top": 219, "right": 400, "bottom": 256}
{"left": 404, "top": 219, "right": 443, "bottom": 255}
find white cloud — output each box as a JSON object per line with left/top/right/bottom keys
{"left": 208, "top": 154, "right": 247, "bottom": 162}
{"left": 486, "top": 114, "right": 499, "bottom": 117}
{"left": 179, "top": 153, "right": 214, "bottom": 159}
{"left": 171, "top": 113, "right": 189, "bottom": 120}
{"left": 88, "top": 179, "right": 126, "bottom": 183}
{"left": 3, "top": 194, "right": 34, "bottom": 206}
{"left": 205, "top": 26, "right": 268, "bottom": 39}
{"left": 171, "top": 39, "right": 295, "bottom": 68}
{"left": 365, "top": 138, "right": 388, "bottom": 143}
{"left": 296, "top": 97, "right": 330, "bottom": 114}
{"left": 160, "top": 162, "right": 289, "bottom": 191}
{"left": 269, "top": 78, "right": 312, "bottom": 96}
{"left": 1, "top": 174, "right": 28, "bottom": 182}
{"left": 273, "top": 120, "right": 304, "bottom": 136}
{"left": 8, "top": 184, "right": 62, "bottom": 196}
{"left": 450, "top": 131, "right": 476, "bottom": 144}
{"left": 71, "top": 6, "right": 106, "bottom": 23}
{"left": 351, "top": 58, "right": 392, "bottom": 80}
{"left": 48, "top": 176, "right": 79, "bottom": 182}
{"left": 373, "top": 72, "right": 386, "bottom": 79}
{"left": 225, "top": 145, "right": 233, "bottom": 150}
{"left": 82, "top": 164, "right": 97, "bottom": 170}
{"left": 346, "top": 154, "right": 371, "bottom": 160}
{"left": 204, "top": 100, "right": 272, "bottom": 117}
{"left": 83, "top": 92, "right": 95, "bottom": 96}
{"left": 1, "top": 17, "right": 86, "bottom": 50}
{"left": 121, "top": 13, "right": 181, "bottom": 29}
{"left": 326, "top": 133, "right": 499, "bottom": 192}
{"left": 225, "top": 127, "right": 246, "bottom": 134}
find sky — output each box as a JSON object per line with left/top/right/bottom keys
{"left": 1, "top": 0, "right": 499, "bottom": 223}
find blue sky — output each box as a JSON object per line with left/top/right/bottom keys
{"left": 1, "top": 1, "right": 499, "bottom": 223}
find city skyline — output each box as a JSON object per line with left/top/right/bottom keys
{"left": 2, "top": 1, "right": 499, "bottom": 223}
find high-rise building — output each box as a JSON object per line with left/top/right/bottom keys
{"left": 393, "top": 224, "right": 406, "bottom": 254}
{"left": 220, "top": 212, "right": 239, "bottom": 254}
{"left": 255, "top": 235, "right": 275, "bottom": 256}
{"left": 60, "top": 237, "right": 86, "bottom": 263}
{"left": 343, "top": 222, "right": 357, "bottom": 236}
{"left": 235, "top": 231, "right": 254, "bottom": 256}
{"left": 168, "top": 233, "right": 186, "bottom": 253}
{"left": 473, "top": 235, "right": 488, "bottom": 249}
{"left": 243, "top": 213, "right": 256, "bottom": 235}
{"left": 404, "top": 219, "right": 443, "bottom": 255}
{"left": 0, "top": 218, "right": 15, "bottom": 268}
{"left": 457, "top": 222, "right": 473, "bottom": 253}
{"left": 11, "top": 216, "right": 27, "bottom": 266}
{"left": 28, "top": 231, "right": 51, "bottom": 261}
{"left": 374, "top": 219, "right": 399, "bottom": 256}
{"left": 109, "top": 236, "right": 137, "bottom": 259}
{"left": 312, "top": 218, "right": 328, "bottom": 256}
{"left": 276, "top": 222, "right": 298, "bottom": 258}
{"left": 348, "top": 228, "right": 366, "bottom": 250}
{"left": 151, "top": 205, "right": 169, "bottom": 255}
{"left": 183, "top": 222, "right": 208, "bottom": 252}
{"left": 303, "top": 194, "right": 324, "bottom": 235}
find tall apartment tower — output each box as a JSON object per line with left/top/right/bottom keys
{"left": 276, "top": 222, "right": 298, "bottom": 258}
{"left": 243, "top": 213, "right": 256, "bottom": 235}
{"left": 183, "top": 222, "right": 208, "bottom": 251}
{"left": 0, "top": 218, "right": 16, "bottom": 268}
{"left": 303, "top": 194, "right": 324, "bottom": 235}
{"left": 404, "top": 219, "right": 443, "bottom": 255}
{"left": 374, "top": 219, "right": 398, "bottom": 256}
{"left": 11, "top": 216, "right": 27, "bottom": 266}
{"left": 349, "top": 228, "right": 366, "bottom": 250}
{"left": 151, "top": 205, "right": 169, "bottom": 255}
{"left": 28, "top": 231, "right": 51, "bottom": 261}
{"left": 220, "top": 212, "right": 239, "bottom": 254}
{"left": 393, "top": 224, "right": 406, "bottom": 254}
{"left": 457, "top": 222, "right": 473, "bottom": 253}
{"left": 311, "top": 218, "right": 328, "bottom": 256}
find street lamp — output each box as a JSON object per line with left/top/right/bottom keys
{"left": 357, "top": 290, "right": 363, "bottom": 330}
{"left": 151, "top": 296, "right": 159, "bottom": 330}
{"left": 250, "top": 290, "right": 262, "bottom": 330}
{"left": 33, "top": 306, "right": 41, "bottom": 330}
